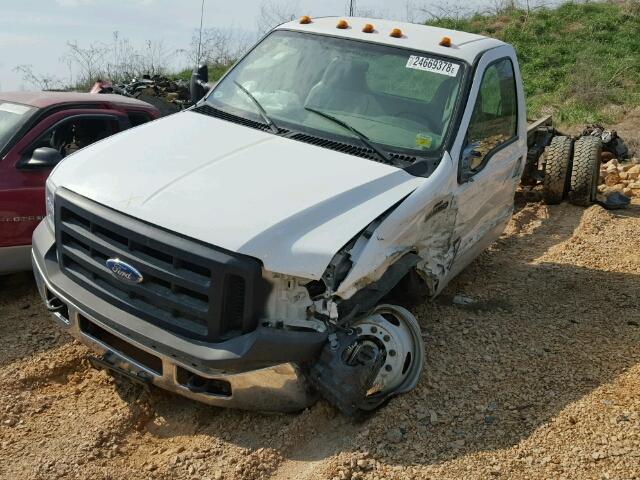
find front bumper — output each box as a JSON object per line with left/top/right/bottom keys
{"left": 32, "top": 221, "right": 326, "bottom": 412}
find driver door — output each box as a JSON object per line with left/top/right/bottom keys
{"left": 446, "top": 47, "right": 526, "bottom": 279}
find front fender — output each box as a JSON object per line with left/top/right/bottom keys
{"left": 336, "top": 153, "right": 458, "bottom": 300}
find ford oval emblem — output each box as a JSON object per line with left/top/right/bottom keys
{"left": 106, "top": 258, "right": 144, "bottom": 284}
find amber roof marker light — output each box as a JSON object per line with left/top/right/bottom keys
{"left": 362, "top": 23, "right": 375, "bottom": 33}
{"left": 390, "top": 28, "right": 403, "bottom": 38}
{"left": 336, "top": 19, "right": 349, "bottom": 29}
{"left": 439, "top": 36, "right": 452, "bottom": 47}
{"left": 299, "top": 15, "right": 312, "bottom": 24}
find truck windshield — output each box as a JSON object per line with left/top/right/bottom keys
{"left": 205, "top": 30, "right": 465, "bottom": 157}
{"left": 0, "top": 102, "right": 36, "bottom": 154}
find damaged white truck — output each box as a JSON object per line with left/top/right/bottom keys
{"left": 33, "top": 17, "right": 596, "bottom": 415}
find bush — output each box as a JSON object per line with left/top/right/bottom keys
{"left": 427, "top": 1, "right": 640, "bottom": 123}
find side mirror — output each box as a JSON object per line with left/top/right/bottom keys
{"left": 460, "top": 143, "right": 484, "bottom": 182}
{"left": 190, "top": 64, "right": 212, "bottom": 103}
{"left": 20, "top": 147, "right": 63, "bottom": 169}
{"left": 197, "top": 64, "right": 209, "bottom": 83}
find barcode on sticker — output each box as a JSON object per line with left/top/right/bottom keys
{"left": 406, "top": 56, "right": 460, "bottom": 77}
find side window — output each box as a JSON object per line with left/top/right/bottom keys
{"left": 128, "top": 111, "right": 151, "bottom": 127}
{"left": 462, "top": 58, "right": 518, "bottom": 174}
{"left": 25, "top": 116, "right": 115, "bottom": 161}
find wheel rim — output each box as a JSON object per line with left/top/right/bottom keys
{"left": 351, "top": 304, "right": 425, "bottom": 402}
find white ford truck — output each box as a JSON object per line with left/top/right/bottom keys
{"left": 33, "top": 17, "right": 533, "bottom": 415}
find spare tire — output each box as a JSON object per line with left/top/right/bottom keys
{"left": 569, "top": 136, "right": 602, "bottom": 206}
{"left": 542, "top": 135, "right": 573, "bottom": 204}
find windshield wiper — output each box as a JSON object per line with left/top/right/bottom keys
{"left": 304, "top": 106, "right": 392, "bottom": 164}
{"left": 233, "top": 80, "right": 279, "bottom": 134}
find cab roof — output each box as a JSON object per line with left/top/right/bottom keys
{"left": 277, "top": 16, "right": 506, "bottom": 64}
{"left": 0, "top": 91, "right": 156, "bottom": 110}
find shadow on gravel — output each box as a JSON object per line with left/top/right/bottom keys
{"left": 7, "top": 200, "right": 638, "bottom": 472}
{"left": 91, "top": 202, "right": 638, "bottom": 472}
{"left": 91, "top": 201, "right": 640, "bottom": 469}
{"left": 0, "top": 272, "right": 71, "bottom": 366}
{"left": 368, "top": 201, "right": 640, "bottom": 466}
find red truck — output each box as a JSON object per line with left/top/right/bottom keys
{"left": 0, "top": 92, "right": 160, "bottom": 274}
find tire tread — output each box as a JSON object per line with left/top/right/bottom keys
{"left": 542, "top": 136, "right": 573, "bottom": 204}
{"left": 569, "top": 136, "right": 602, "bottom": 206}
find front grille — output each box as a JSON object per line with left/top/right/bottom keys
{"left": 55, "top": 189, "right": 266, "bottom": 342}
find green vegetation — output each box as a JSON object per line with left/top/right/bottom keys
{"left": 427, "top": 1, "right": 640, "bottom": 123}
{"left": 170, "top": 64, "right": 233, "bottom": 83}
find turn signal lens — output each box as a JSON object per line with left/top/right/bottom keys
{"left": 300, "top": 15, "right": 312, "bottom": 24}
{"left": 337, "top": 19, "right": 349, "bottom": 29}
{"left": 390, "top": 28, "right": 403, "bottom": 38}
{"left": 362, "top": 23, "right": 375, "bottom": 33}
{"left": 439, "top": 36, "right": 452, "bottom": 47}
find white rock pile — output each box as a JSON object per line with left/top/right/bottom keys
{"left": 598, "top": 158, "right": 640, "bottom": 198}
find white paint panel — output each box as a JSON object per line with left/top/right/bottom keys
{"left": 50, "top": 111, "right": 424, "bottom": 279}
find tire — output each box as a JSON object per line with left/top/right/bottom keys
{"left": 542, "top": 135, "right": 573, "bottom": 204}
{"left": 569, "top": 136, "right": 602, "bottom": 206}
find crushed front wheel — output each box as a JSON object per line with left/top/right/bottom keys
{"left": 308, "top": 304, "right": 424, "bottom": 415}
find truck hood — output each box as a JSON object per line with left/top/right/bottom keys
{"left": 50, "top": 110, "right": 424, "bottom": 279}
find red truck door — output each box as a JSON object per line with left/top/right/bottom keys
{"left": 0, "top": 109, "right": 130, "bottom": 251}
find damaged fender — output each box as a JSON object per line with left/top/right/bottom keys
{"left": 336, "top": 152, "right": 460, "bottom": 301}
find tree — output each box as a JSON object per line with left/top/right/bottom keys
{"left": 181, "top": 26, "right": 256, "bottom": 70}
{"left": 13, "top": 65, "right": 64, "bottom": 91}
{"left": 256, "top": 0, "right": 299, "bottom": 34}
{"left": 61, "top": 34, "right": 176, "bottom": 88}
{"left": 62, "top": 41, "right": 109, "bottom": 87}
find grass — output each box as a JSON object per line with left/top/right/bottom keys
{"left": 170, "top": 64, "right": 232, "bottom": 83}
{"left": 427, "top": 1, "right": 640, "bottom": 124}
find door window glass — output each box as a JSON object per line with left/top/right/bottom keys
{"left": 26, "top": 117, "right": 115, "bottom": 160}
{"left": 462, "top": 58, "right": 517, "bottom": 173}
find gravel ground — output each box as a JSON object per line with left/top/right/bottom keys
{"left": 1, "top": 197, "right": 639, "bottom": 480}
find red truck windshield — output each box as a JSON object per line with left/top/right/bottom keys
{"left": 0, "top": 102, "right": 36, "bottom": 154}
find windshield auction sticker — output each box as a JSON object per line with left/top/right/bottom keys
{"left": 406, "top": 56, "right": 460, "bottom": 77}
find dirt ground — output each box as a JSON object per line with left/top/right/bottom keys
{"left": 1, "top": 196, "right": 639, "bottom": 480}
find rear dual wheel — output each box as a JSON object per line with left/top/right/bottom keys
{"left": 568, "top": 136, "right": 603, "bottom": 206}
{"left": 542, "top": 135, "right": 573, "bottom": 204}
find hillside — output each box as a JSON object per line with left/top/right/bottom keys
{"left": 427, "top": 1, "right": 640, "bottom": 123}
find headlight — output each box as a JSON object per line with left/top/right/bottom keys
{"left": 45, "top": 179, "right": 56, "bottom": 231}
